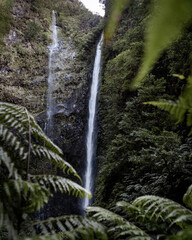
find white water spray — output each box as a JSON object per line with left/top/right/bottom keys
{"left": 46, "top": 10, "right": 58, "bottom": 135}
{"left": 83, "top": 35, "right": 103, "bottom": 211}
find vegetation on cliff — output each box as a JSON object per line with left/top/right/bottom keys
{"left": 96, "top": 0, "right": 192, "bottom": 209}
{"left": 2, "top": 0, "right": 192, "bottom": 239}
{"left": 0, "top": 0, "right": 102, "bottom": 113}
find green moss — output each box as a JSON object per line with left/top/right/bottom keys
{"left": 24, "top": 21, "right": 43, "bottom": 42}
{"left": 0, "top": 0, "right": 13, "bottom": 51}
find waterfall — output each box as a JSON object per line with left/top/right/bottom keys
{"left": 83, "top": 35, "right": 103, "bottom": 211}
{"left": 46, "top": 10, "right": 58, "bottom": 136}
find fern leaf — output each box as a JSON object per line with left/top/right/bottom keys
{"left": 166, "top": 228, "right": 192, "bottom": 240}
{"left": 0, "top": 146, "right": 20, "bottom": 179}
{"left": 108, "top": 222, "right": 150, "bottom": 239}
{"left": 30, "top": 215, "right": 107, "bottom": 240}
{"left": 131, "top": 196, "right": 192, "bottom": 228}
{"left": 87, "top": 206, "right": 126, "bottom": 225}
{"left": 30, "top": 175, "right": 91, "bottom": 199}
{"left": 31, "top": 145, "right": 80, "bottom": 180}
{"left": 22, "top": 234, "right": 63, "bottom": 240}
{"left": 0, "top": 102, "right": 62, "bottom": 155}
{"left": 0, "top": 201, "right": 18, "bottom": 240}
{"left": 2, "top": 179, "right": 50, "bottom": 212}
{"left": 128, "top": 237, "right": 152, "bottom": 240}
{"left": 0, "top": 124, "right": 28, "bottom": 160}
{"left": 183, "top": 184, "right": 192, "bottom": 209}
{"left": 132, "top": 0, "right": 192, "bottom": 88}
{"left": 145, "top": 76, "right": 192, "bottom": 135}
{"left": 88, "top": 206, "right": 150, "bottom": 239}
{"left": 144, "top": 100, "right": 187, "bottom": 124}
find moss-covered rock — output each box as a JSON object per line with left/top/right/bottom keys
{"left": 0, "top": 0, "right": 103, "bottom": 215}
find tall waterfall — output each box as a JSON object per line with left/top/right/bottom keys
{"left": 46, "top": 10, "right": 58, "bottom": 136}
{"left": 83, "top": 35, "right": 103, "bottom": 211}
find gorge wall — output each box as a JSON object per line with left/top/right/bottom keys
{"left": 95, "top": 0, "right": 192, "bottom": 208}
{"left": 0, "top": 0, "right": 102, "bottom": 215}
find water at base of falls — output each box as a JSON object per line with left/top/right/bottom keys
{"left": 83, "top": 35, "right": 103, "bottom": 212}
{"left": 46, "top": 10, "right": 58, "bottom": 137}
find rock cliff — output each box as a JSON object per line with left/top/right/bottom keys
{"left": 0, "top": 0, "right": 103, "bottom": 215}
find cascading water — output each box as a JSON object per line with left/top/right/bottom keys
{"left": 46, "top": 10, "right": 58, "bottom": 136}
{"left": 83, "top": 35, "right": 103, "bottom": 211}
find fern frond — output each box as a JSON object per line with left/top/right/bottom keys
{"left": 127, "top": 237, "right": 152, "bottom": 240}
{"left": 63, "top": 225, "right": 108, "bottom": 240}
{"left": 118, "top": 196, "right": 192, "bottom": 228}
{"left": 31, "top": 145, "right": 80, "bottom": 180}
{"left": 22, "top": 225, "right": 108, "bottom": 240}
{"left": 166, "top": 227, "right": 192, "bottom": 240}
{"left": 22, "top": 234, "right": 63, "bottom": 240}
{"left": 144, "top": 76, "right": 192, "bottom": 134}
{"left": 88, "top": 206, "right": 150, "bottom": 239}
{"left": 108, "top": 222, "right": 151, "bottom": 240}
{"left": 2, "top": 179, "right": 50, "bottom": 212}
{"left": 183, "top": 184, "right": 192, "bottom": 209}
{"left": 30, "top": 215, "right": 107, "bottom": 240}
{"left": 0, "top": 102, "right": 62, "bottom": 155}
{"left": 0, "top": 147, "right": 21, "bottom": 179}
{"left": 0, "top": 102, "right": 81, "bottom": 179}
{"left": 87, "top": 206, "right": 126, "bottom": 224}
{"left": 0, "top": 124, "right": 28, "bottom": 160}
{"left": 0, "top": 212, "right": 17, "bottom": 240}
{"left": 144, "top": 99, "right": 187, "bottom": 123}
{"left": 30, "top": 175, "right": 91, "bottom": 199}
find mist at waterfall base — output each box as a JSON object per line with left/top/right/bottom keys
{"left": 82, "top": 35, "right": 103, "bottom": 212}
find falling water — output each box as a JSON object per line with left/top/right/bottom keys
{"left": 46, "top": 10, "right": 58, "bottom": 136}
{"left": 83, "top": 35, "right": 103, "bottom": 211}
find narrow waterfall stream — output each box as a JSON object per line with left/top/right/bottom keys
{"left": 83, "top": 35, "right": 103, "bottom": 211}
{"left": 46, "top": 10, "right": 58, "bottom": 136}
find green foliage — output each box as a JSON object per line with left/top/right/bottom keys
{"left": 0, "top": 0, "right": 13, "bottom": 49}
{"left": 24, "top": 21, "right": 43, "bottom": 42}
{"left": 0, "top": 102, "right": 90, "bottom": 239}
{"left": 105, "top": 0, "right": 131, "bottom": 41}
{"left": 119, "top": 195, "right": 192, "bottom": 228}
{"left": 183, "top": 184, "right": 192, "bottom": 209}
{"left": 98, "top": 0, "right": 192, "bottom": 238}
{"left": 145, "top": 76, "right": 192, "bottom": 135}
{"left": 87, "top": 206, "right": 151, "bottom": 240}
{"left": 132, "top": 0, "right": 192, "bottom": 88}
{"left": 96, "top": 72, "right": 191, "bottom": 208}
{"left": 168, "top": 228, "right": 192, "bottom": 240}
{"left": 24, "top": 215, "right": 108, "bottom": 240}
{"left": 106, "top": 0, "right": 192, "bottom": 88}
{"left": 97, "top": 0, "right": 192, "bottom": 212}
{"left": 30, "top": 175, "right": 88, "bottom": 198}
{"left": 115, "top": 195, "right": 192, "bottom": 239}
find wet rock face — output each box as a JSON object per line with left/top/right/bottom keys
{"left": 36, "top": 85, "right": 89, "bottom": 216}
{"left": 36, "top": 32, "right": 94, "bottom": 215}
